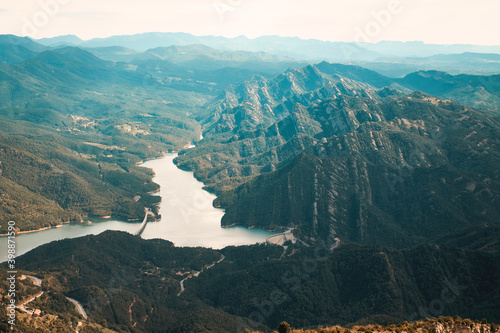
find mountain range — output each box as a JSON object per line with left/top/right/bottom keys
{"left": 34, "top": 32, "right": 500, "bottom": 59}
{"left": 175, "top": 63, "right": 500, "bottom": 248}
{"left": 0, "top": 33, "right": 499, "bottom": 332}
{"left": 1, "top": 33, "right": 499, "bottom": 242}
{"left": 28, "top": 33, "right": 500, "bottom": 77}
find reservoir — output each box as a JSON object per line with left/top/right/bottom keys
{"left": 0, "top": 153, "right": 274, "bottom": 262}
{"left": 140, "top": 154, "right": 273, "bottom": 247}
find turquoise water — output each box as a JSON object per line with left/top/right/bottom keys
{"left": 0, "top": 153, "right": 274, "bottom": 262}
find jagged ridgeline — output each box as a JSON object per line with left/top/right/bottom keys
{"left": 176, "top": 63, "right": 500, "bottom": 248}
{"left": 1, "top": 35, "right": 499, "bottom": 238}
{"left": 1, "top": 33, "right": 500, "bottom": 333}
{"left": 0, "top": 35, "right": 310, "bottom": 233}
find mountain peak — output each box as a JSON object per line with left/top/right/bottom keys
{"left": 34, "top": 34, "right": 84, "bottom": 46}
{"left": 0, "top": 34, "right": 47, "bottom": 52}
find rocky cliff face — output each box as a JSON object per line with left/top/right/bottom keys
{"left": 203, "top": 64, "right": 379, "bottom": 134}
{"left": 176, "top": 65, "right": 500, "bottom": 248}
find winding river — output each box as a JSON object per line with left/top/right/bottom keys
{"left": 0, "top": 153, "right": 274, "bottom": 262}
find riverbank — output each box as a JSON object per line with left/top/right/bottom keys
{"left": 0, "top": 152, "right": 277, "bottom": 262}
{"left": 0, "top": 214, "right": 148, "bottom": 237}
{"left": 138, "top": 154, "right": 276, "bottom": 248}
{"left": 0, "top": 221, "right": 73, "bottom": 237}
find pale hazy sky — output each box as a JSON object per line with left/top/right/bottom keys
{"left": 1, "top": 0, "right": 499, "bottom": 45}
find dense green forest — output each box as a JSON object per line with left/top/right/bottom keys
{"left": 0, "top": 36, "right": 307, "bottom": 233}
{"left": 189, "top": 227, "right": 500, "bottom": 329}
{"left": 0, "top": 227, "right": 498, "bottom": 332}
{"left": 1, "top": 35, "right": 500, "bottom": 332}
{"left": 0, "top": 116, "right": 168, "bottom": 233}
{"left": 0, "top": 38, "right": 213, "bottom": 232}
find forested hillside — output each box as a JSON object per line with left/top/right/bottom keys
{"left": 0, "top": 36, "right": 312, "bottom": 233}
{"left": 1, "top": 227, "right": 499, "bottom": 332}
{"left": 1, "top": 33, "right": 500, "bottom": 332}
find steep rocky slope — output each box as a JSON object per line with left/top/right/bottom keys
{"left": 176, "top": 65, "right": 500, "bottom": 248}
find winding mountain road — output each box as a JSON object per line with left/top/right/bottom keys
{"left": 21, "top": 274, "right": 89, "bottom": 331}
{"left": 66, "top": 297, "right": 88, "bottom": 319}
{"left": 177, "top": 254, "right": 225, "bottom": 296}
{"left": 16, "top": 291, "right": 44, "bottom": 315}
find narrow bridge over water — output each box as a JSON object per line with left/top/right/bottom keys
{"left": 134, "top": 208, "right": 155, "bottom": 236}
